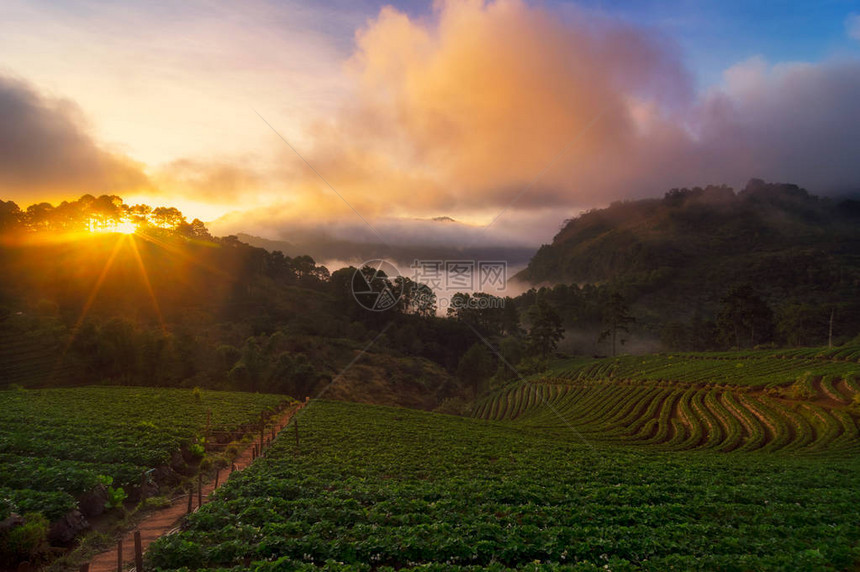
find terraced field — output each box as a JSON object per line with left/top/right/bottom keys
{"left": 473, "top": 349, "right": 860, "bottom": 455}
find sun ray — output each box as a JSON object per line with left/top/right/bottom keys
{"left": 133, "top": 230, "right": 231, "bottom": 279}
{"left": 53, "top": 235, "right": 126, "bottom": 379}
{"left": 127, "top": 235, "right": 166, "bottom": 332}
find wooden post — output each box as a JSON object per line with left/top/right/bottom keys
{"left": 79, "top": 564, "right": 90, "bottom": 572}
{"left": 187, "top": 487, "right": 193, "bottom": 514}
{"left": 116, "top": 539, "right": 123, "bottom": 572}
{"left": 214, "top": 470, "right": 220, "bottom": 489}
{"left": 134, "top": 530, "right": 144, "bottom": 572}
{"left": 197, "top": 473, "right": 203, "bottom": 508}
{"left": 231, "top": 463, "right": 236, "bottom": 473}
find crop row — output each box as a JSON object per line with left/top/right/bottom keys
{"left": 474, "top": 381, "right": 860, "bottom": 454}
{"left": 0, "top": 387, "right": 288, "bottom": 523}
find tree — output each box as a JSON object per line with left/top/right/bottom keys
{"left": 456, "top": 343, "right": 495, "bottom": 397}
{"left": 0, "top": 200, "right": 22, "bottom": 233}
{"left": 526, "top": 297, "right": 564, "bottom": 359}
{"left": 494, "top": 336, "right": 524, "bottom": 383}
{"left": 717, "top": 285, "right": 774, "bottom": 348}
{"left": 599, "top": 292, "right": 635, "bottom": 357}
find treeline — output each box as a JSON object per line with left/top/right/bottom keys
{"left": 510, "top": 280, "right": 860, "bottom": 355}
{"left": 0, "top": 194, "right": 208, "bottom": 236}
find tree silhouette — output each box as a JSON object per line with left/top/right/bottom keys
{"left": 599, "top": 292, "right": 635, "bottom": 357}
{"left": 717, "top": 285, "right": 774, "bottom": 348}
{"left": 526, "top": 297, "right": 564, "bottom": 359}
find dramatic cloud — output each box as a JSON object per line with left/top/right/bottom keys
{"left": 295, "top": 0, "right": 695, "bottom": 215}
{"left": 0, "top": 74, "right": 151, "bottom": 203}
{"left": 252, "top": 0, "right": 860, "bottom": 244}
{"left": 5, "top": 0, "right": 860, "bottom": 250}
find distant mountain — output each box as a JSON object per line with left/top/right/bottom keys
{"left": 236, "top": 233, "right": 536, "bottom": 270}
{"left": 515, "top": 179, "right": 860, "bottom": 322}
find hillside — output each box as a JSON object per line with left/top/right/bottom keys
{"left": 514, "top": 180, "right": 860, "bottom": 344}
{"left": 0, "top": 195, "right": 470, "bottom": 409}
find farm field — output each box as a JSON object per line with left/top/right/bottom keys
{"left": 0, "top": 387, "right": 289, "bottom": 528}
{"left": 541, "top": 346, "right": 860, "bottom": 387}
{"left": 146, "top": 400, "right": 860, "bottom": 571}
{"left": 474, "top": 349, "right": 860, "bottom": 454}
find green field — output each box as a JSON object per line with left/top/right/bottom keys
{"left": 147, "top": 400, "right": 860, "bottom": 571}
{"left": 0, "top": 387, "right": 289, "bottom": 521}
{"left": 541, "top": 346, "right": 860, "bottom": 387}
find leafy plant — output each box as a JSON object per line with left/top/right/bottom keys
{"left": 104, "top": 486, "right": 128, "bottom": 509}
{"left": 0, "top": 512, "right": 49, "bottom": 568}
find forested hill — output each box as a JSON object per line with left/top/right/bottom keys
{"left": 516, "top": 180, "right": 860, "bottom": 314}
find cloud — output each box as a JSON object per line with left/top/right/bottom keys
{"left": 5, "top": 0, "right": 860, "bottom": 251}
{"left": 276, "top": 1, "right": 860, "bottom": 229}
{"left": 847, "top": 13, "right": 860, "bottom": 41}
{"left": 301, "top": 0, "right": 695, "bottom": 213}
{"left": 151, "top": 158, "right": 266, "bottom": 204}
{"left": 0, "top": 74, "right": 151, "bottom": 203}
{"left": 694, "top": 57, "right": 860, "bottom": 191}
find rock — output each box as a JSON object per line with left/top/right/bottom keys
{"left": 48, "top": 510, "right": 89, "bottom": 544}
{"left": 170, "top": 450, "right": 189, "bottom": 474}
{"left": 153, "top": 465, "right": 179, "bottom": 486}
{"left": 0, "top": 513, "right": 24, "bottom": 533}
{"left": 78, "top": 485, "right": 108, "bottom": 517}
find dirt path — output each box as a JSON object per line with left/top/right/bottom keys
{"left": 86, "top": 402, "right": 305, "bottom": 572}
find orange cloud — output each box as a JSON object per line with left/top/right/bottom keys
{"left": 283, "top": 0, "right": 695, "bottom": 221}
{"left": 0, "top": 74, "right": 151, "bottom": 203}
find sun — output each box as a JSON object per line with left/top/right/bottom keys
{"left": 87, "top": 219, "right": 137, "bottom": 234}
{"left": 115, "top": 221, "right": 137, "bottom": 234}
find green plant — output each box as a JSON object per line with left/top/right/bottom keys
{"left": 142, "top": 495, "right": 171, "bottom": 509}
{"left": 104, "top": 486, "right": 127, "bottom": 509}
{"left": 0, "top": 512, "right": 48, "bottom": 568}
{"left": 189, "top": 443, "right": 205, "bottom": 458}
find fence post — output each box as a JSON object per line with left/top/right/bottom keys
{"left": 134, "top": 530, "right": 144, "bottom": 572}
{"left": 187, "top": 487, "right": 193, "bottom": 514}
{"left": 116, "top": 539, "right": 123, "bottom": 572}
{"left": 197, "top": 473, "right": 203, "bottom": 508}
{"left": 214, "top": 470, "right": 220, "bottom": 489}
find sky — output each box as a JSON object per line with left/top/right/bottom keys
{"left": 2, "top": 0, "right": 860, "bottom": 251}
